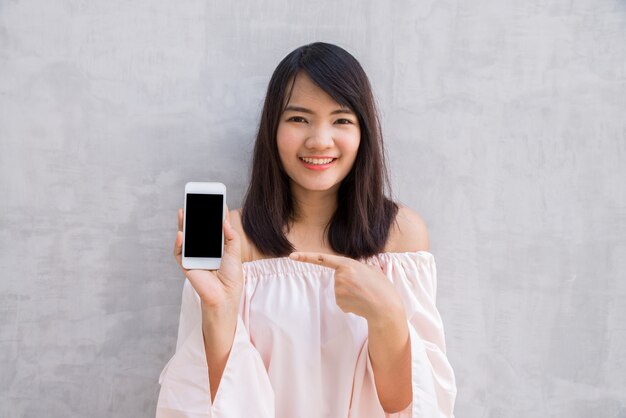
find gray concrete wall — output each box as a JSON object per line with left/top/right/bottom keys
{"left": 1, "top": 1, "right": 625, "bottom": 417}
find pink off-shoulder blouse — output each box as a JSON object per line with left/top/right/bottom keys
{"left": 156, "top": 251, "right": 457, "bottom": 417}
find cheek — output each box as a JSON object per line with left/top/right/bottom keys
{"left": 337, "top": 130, "right": 361, "bottom": 160}
{"left": 276, "top": 124, "right": 299, "bottom": 163}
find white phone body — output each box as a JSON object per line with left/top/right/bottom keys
{"left": 182, "top": 182, "right": 226, "bottom": 270}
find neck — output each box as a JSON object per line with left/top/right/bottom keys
{"left": 289, "top": 183, "right": 338, "bottom": 230}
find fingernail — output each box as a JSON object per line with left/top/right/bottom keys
{"left": 289, "top": 253, "right": 299, "bottom": 260}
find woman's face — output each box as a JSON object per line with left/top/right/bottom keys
{"left": 276, "top": 72, "right": 361, "bottom": 196}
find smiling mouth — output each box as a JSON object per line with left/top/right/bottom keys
{"left": 299, "top": 157, "right": 337, "bottom": 165}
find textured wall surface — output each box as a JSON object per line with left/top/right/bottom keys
{"left": 1, "top": 1, "right": 625, "bottom": 417}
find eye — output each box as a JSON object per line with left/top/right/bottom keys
{"left": 335, "top": 118, "right": 354, "bottom": 125}
{"left": 287, "top": 116, "right": 308, "bottom": 123}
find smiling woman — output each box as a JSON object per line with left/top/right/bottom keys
{"left": 277, "top": 72, "right": 361, "bottom": 199}
{"left": 157, "top": 42, "right": 457, "bottom": 418}
{"left": 243, "top": 43, "right": 398, "bottom": 259}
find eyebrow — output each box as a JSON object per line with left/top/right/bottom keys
{"left": 284, "top": 105, "right": 354, "bottom": 115}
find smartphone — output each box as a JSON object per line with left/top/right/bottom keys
{"left": 182, "top": 182, "right": 226, "bottom": 270}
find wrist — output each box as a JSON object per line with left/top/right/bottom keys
{"left": 201, "top": 301, "right": 238, "bottom": 323}
{"left": 367, "top": 302, "right": 406, "bottom": 331}
{"left": 201, "top": 304, "right": 238, "bottom": 349}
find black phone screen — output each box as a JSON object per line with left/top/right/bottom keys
{"left": 184, "top": 193, "right": 223, "bottom": 258}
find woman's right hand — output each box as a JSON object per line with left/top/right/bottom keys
{"left": 173, "top": 207, "right": 244, "bottom": 314}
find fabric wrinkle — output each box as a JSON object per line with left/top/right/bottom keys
{"left": 156, "top": 251, "right": 456, "bottom": 418}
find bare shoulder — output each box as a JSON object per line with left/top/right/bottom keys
{"left": 384, "top": 204, "right": 430, "bottom": 253}
{"left": 228, "top": 208, "right": 253, "bottom": 262}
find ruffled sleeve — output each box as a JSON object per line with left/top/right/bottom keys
{"left": 155, "top": 279, "right": 274, "bottom": 418}
{"left": 350, "top": 252, "right": 457, "bottom": 418}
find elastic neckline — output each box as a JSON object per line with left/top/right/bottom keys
{"left": 241, "top": 251, "right": 433, "bottom": 278}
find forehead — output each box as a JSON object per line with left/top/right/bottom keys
{"left": 284, "top": 72, "right": 346, "bottom": 110}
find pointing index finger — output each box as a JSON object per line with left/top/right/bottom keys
{"left": 289, "top": 252, "right": 348, "bottom": 269}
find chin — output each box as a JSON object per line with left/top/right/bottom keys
{"left": 292, "top": 179, "right": 341, "bottom": 193}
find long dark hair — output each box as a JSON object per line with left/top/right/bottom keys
{"left": 242, "top": 42, "right": 398, "bottom": 259}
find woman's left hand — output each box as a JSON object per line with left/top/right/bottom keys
{"left": 289, "top": 252, "right": 406, "bottom": 325}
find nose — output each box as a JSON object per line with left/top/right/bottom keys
{"left": 304, "top": 124, "right": 334, "bottom": 150}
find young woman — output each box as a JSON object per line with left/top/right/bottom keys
{"left": 156, "top": 42, "right": 456, "bottom": 418}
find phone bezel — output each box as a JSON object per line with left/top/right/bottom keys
{"left": 182, "top": 182, "right": 226, "bottom": 270}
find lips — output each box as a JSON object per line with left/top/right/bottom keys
{"left": 299, "top": 157, "right": 337, "bottom": 165}
{"left": 298, "top": 156, "right": 338, "bottom": 170}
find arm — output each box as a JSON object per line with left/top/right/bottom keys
{"left": 169, "top": 207, "right": 248, "bottom": 405}
{"left": 202, "top": 304, "right": 238, "bottom": 403}
{"left": 367, "top": 306, "right": 413, "bottom": 413}
{"left": 370, "top": 204, "right": 433, "bottom": 413}
{"left": 157, "top": 279, "right": 275, "bottom": 418}
{"left": 159, "top": 210, "right": 275, "bottom": 417}
{"left": 202, "top": 208, "right": 250, "bottom": 402}
{"left": 289, "top": 208, "right": 448, "bottom": 416}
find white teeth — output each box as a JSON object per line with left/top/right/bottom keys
{"left": 300, "top": 157, "right": 335, "bottom": 165}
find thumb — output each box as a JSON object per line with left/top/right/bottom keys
{"left": 223, "top": 218, "right": 241, "bottom": 258}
